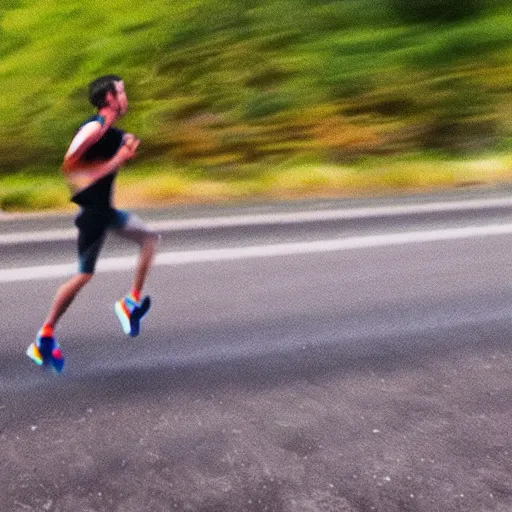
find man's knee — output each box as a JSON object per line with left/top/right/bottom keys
{"left": 76, "top": 272, "right": 94, "bottom": 286}
{"left": 143, "top": 231, "right": 160, "bottom": 251}
{"left": 58, "top": 272, "right": 93, "bottom": 296}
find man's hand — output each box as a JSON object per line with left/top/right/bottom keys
{"left": 118, "top": 134, "right": 140, "bottom": 163}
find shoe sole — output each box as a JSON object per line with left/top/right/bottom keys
{"left": 26, "top": 343, "right": 43, "bottom": 366}
{"left": 115, "top": 301, "right": 132, "bottom": 335}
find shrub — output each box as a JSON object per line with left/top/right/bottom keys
{"left": 390, "top": 0, "right": 488, "bottom": 24}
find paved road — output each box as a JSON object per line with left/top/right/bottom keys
{"left": 3, "top": 190, "right": 512, "bottom": 511}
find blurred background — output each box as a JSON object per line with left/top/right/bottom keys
{"left": 1, "top": 0, "right": 512, "bottom": 210}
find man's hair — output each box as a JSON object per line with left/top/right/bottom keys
{"left": 88, "top": 75, "right": 122, "bottom": 108}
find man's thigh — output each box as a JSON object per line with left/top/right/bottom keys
{"left": 109, "top": 209, "right": 155, "bottom": 244}
{"left": 75, "top": 210, "right": 109, "bottom": 274}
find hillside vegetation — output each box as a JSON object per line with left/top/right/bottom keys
{"left": 1, "top": 0, "right": 512, "bottom": 208}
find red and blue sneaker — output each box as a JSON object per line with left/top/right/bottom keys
{"left": 115, "top": 294, "right": 151, "bottom": 337}
{"left": 26, "top": 330, "right": 65, "bottom": 374}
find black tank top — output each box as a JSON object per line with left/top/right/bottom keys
{"left": 71, "top": 115, "right": 125, "bottom": 209}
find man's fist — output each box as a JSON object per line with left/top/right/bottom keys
{"left": 123, "top": 133, "right": 140, "bottom": 151}
{"left": 118, "top": 133, "right": 140, "bottom": 162}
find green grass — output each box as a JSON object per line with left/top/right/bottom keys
{"left": 0, "top": 172, "right": 69, "bottom": 211}
{"left": 3, "top": 154, "right": 511, "bottom": 212}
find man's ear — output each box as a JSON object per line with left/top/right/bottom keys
{"left": 104, "top": 90, "right": 115, "bottom": 106}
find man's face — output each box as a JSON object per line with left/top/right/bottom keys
{"left": 107, "top": 80, "right": 128, "bottom": 116}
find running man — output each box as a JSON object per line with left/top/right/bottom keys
{"left": 27, "top": 75, "right": 160, "bottom": 372}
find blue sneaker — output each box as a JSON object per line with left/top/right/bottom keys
{"left": 115, "top": 295, "right": 151, "bottom": 337}
{"left": 26, "top": 335, "right": 65, "bottom": 373}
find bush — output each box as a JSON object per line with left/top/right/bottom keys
{"left": 390, "top": 0, "right": 488, "bottom": 23}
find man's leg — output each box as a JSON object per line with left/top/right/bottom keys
{"left": 43, "top": 272, "right": 93, "bottom": 327}
{"left": 113, "top": 211, "right": 159, "bottom": 295}
{"left": 28, "top": 212, "right": 106, "bottom": 371}
{"left": 131, "top": 228, "right": 160, "bottom": 295}
{"left": 111, "top": 211, "right": 160, "bottom": 336}
{"left": 42, "top": 219, "right": 106, "bottom": 327}
{"left": 27, "top": 273, "right": 92, "bottom": 372}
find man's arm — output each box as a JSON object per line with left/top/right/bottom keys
{"left": 62, "top": 122, "right": 139, "bottom": 184}
{"left": 62, "top": 120, "right": 104, "bottom": 172}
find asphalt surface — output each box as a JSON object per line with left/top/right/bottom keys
{"left": 3, "top": 189, "right": 512, "bottom": 511}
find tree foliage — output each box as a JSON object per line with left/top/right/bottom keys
{"left": 0, "top": 0, "right": 511, "bottom": 174}
{"left": 390, "top": 0, "right": 487, "bottom": 23}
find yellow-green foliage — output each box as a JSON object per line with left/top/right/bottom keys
{"left": 0, "top": 171, "right": 69, "bottom": 211}
{"left": 0, "top": 0, "right": 512, "bottom": 177}
{"left": 4, "top": 153, "right": 512, "bottom": 211}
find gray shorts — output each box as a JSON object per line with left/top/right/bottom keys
{"left": 74, "top": 208, "right": 154, "bottom": 274}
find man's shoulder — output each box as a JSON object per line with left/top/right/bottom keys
{"left": 78, "top": 114, "right": 105, "bottom": 130}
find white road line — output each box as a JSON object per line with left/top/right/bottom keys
{"left": 0, "top": 228, "right": 77, "bottom": 244}
{"left": 1, "top": 222, "right": 512, "bottom": 283}
{"left": 1, "top": 196, "right": 512, "bottom": 245}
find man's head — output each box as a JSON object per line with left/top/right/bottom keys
{"left": 88, "top": 75, "right": 128, "bottom": 116}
